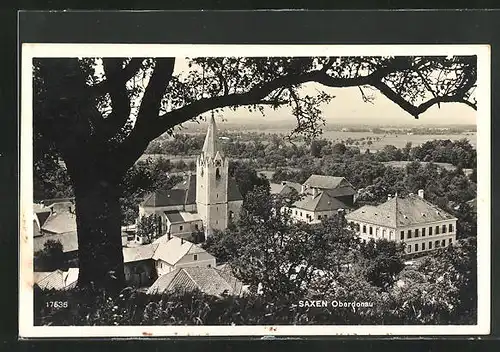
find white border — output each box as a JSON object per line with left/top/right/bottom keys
{"left": 19, "top": 44, "right": 491, "bottom": 338}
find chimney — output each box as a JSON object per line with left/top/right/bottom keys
{"left": 167, "top": 231, "right": 171, "bottom": 240}
{"left": 181, "top": 238, "right": 184, "bottom": 245}
{"left": 418, "top": 189, "right": 424, "bottom": 199}
{"left": 312, "top": 188, "right": 318, "bottom": 198}
{"left": 387, "top": 194, "right": 392, "bottom": 201}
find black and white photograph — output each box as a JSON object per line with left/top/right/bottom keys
{"left": 19, "top": 44, "right": 490, "bottom": 337}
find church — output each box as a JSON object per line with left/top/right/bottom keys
{"left": 138, "top": 115, "right": 243, "bottom": 240}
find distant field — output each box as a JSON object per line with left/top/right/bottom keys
{"left": 383, "top": 161, "right": 473, "bottom": 175}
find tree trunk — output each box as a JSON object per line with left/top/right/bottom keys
{"left": 73, "top": 175, "right": 125, "bottom": 293}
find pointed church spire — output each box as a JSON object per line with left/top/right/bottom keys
{"left": 202, "top": 111, "right": 220, "bottom": 157}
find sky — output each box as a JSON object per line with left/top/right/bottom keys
{"left": 172, "top": 58, "right": 476, "bottom": 127}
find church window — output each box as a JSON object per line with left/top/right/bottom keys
{"left": 216, "top": 193, "right": 218, "bottom": 198}
{"left": 216, "top": 168, "right": 221, "bottom": 180}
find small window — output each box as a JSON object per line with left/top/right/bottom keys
{"left": 300, "top": 212, "right": 303, "bottom": 217}
{"left": 407, "top": 229, "right": 412, "bottom": 239}
{"left": 400, "top": 231, "right": 404, "bottom": 240}
{"left": 435, "top": 226, "right": 440, "bottom": 235}
{"left": 422, "top": 242, "right": 426, "bottom": 250}
{"left": 194, "top": 254, "right": 198, "bottom": 261}
{"left": 442, "top": 224, "right": 447, "bottom": 233}
{"left": 207, "top": 264, "right": 211, "bottom": 268}
{"left": 415, "top": 229, "right": 419, "bottom": 238}
{"left": 180, "top": 225, "right": 183, "bottom": 231}
{"left": 317, "top": 215, "right": 321, "bottom": 220}
{"left": 295, "top": 210, "right": 298, "bottom": 215}
{"left": 407, "top": 245, "right": 411, "bottom": 253}
{"left": 435, "top": 240, "right": 439, "bottom": 248}
{"left": 216, "top": 168, "right": 221, "bottom": 180}
{"left": 415, "top": 243, "right": 419, "bottom": 252}
{"left": 449, "top": 224, "right": 454, "bottom": 232}
{"left": 363, "top": 225, "right": 367, "bottom": 234}
{"left": 449, "top": 238, "right": 453, "bottom": 245}
{"left": 422, "top": 228, "right": 426, "bottom": 237}
{"left": 195, "top": 224, "right": 199, "bottom": 230}
{"left": 429, "top": 241, "right": 432, "bottom": 249}
{"left": 441, "top": 239, "right": 446, "bottom": 247}
{"left": 369, "top": 227, "right": 373, "bottom": 235}
{"left": 429, "top": 227, "right": 433, "bottom": 236}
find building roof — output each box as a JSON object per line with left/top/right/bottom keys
{"left": 346, "top": 194, "right": 457, "bottom": 228}
{"left": 40, "top": 211, "right": 77, "bottom": 234}
{"left": 164, "top": 211, "right": 203, "bottom": 224}
{"left": 293, "top": 191, "right": 350, "bottom": 212}
{"left": 303, "top": 175, "right": 353, "bottom": 191}
{"left": 147, "top": 266, "right": 243, "bottom": 297}
{"left": 270, "top": 182, "right": 302, "bottom": 196}
{"left": 152, "top": 236, "right": 212, "bottom": 265}
{"left": 142, "top": 176, "right": 243, "bottom": 208}
{"left": 122, "top": 243, "right": 159, "bottom": 263}
{"left": 33, "top": 231, "right": 79, "bottom": 253}
{"left": 202, "top": 114, "right": 221, "bottom": 157}
{"left": 34, "top": 268, "right": 79, "bottom": 291}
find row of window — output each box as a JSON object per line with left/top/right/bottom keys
{"left": 407, "top": 238, "right": 453, "bottom": 253}
{"left": 399, "top": 224, "right": 454, "bottom": 240}
{"left": 291, "top": 209, "right": 328, "bottom": 221}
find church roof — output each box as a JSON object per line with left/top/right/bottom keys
{"left": 346, "top": 194, "right": 457, "bottom": 228}
{"left": 202, "top": 114, "right": 221, "bottom": 157}
{"left": 142, "top": 176, "right": 243, "bottom": 208}
{"left": 293, "top": 191, "right": 350, "bottom": 212}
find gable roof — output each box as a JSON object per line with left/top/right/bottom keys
{"left": 34, "top": 268, "right": 79, "bottom": 291}
{"left": 293, "top": 191, "right": 350, "bottom": 212}
{"left": 152, "top": 236, "right": 212, "bottom": 265}
{"left": 122, "top": 243, "right": 159, "bottom": 263}
{"left": 147, "top": 266, "right": 243, "bottom": 297}
{"left": 228, "top": 177, "right": 243, "bottom": 201}
{"left": 40, "top": 212, "right": 77, "bottom": 234}
{"left": 141, "top": 189, "right": 188, "bottom": 207}
{"left": 303, "top": 175, "right": 353, "bottom": 190}
{"left": 270, "top": 182, "right": 302, "bottom": 196}
{"left": 164, "top": 211, "right": 202, "bottom": 224}
{"left": 33, "top": 231, "right": 78, "bottom": 253}
{"left": 346, "top": 194, "right": 457, "bottom": 228}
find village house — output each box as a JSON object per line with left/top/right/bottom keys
{"left": 345, "top": 190, "right": 457, "bottom": 256}
{"left": 282, "top": 175, "right": 356, "bottom": 224}
{"left": 138, "top": 115, "right": 243, "bottom": 239}
{"left": 34, "top": 268, "right": 79, "bottom": 291}
{"left": 122, "top": 236, "right": 216, "bottom": 287}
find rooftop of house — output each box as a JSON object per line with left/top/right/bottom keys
{"left": 303, "top": 175, "right": 354, "bottom": 191}
{"left": 141, "top": 176, "right": 243, "bottom": 208}
{"left": 34, "top": 268, "right": 79, "bottom": 291}
{"left": 146, "top": 266, "right": 243, "bottom": 297}
{"left": 33, "top": 231, "right": 79, "bottom": 253}
{"left": 123, "top": 236, "right": 212, "bottom": 265}
{"left": 164, "top": 211, "right": 202, "bottom": 224}
{"left": 40, "top": 211, "right": 77, "bottom": 234}
{"left": 293, "top": 190, "right": 350, "bottom": 212}
{"left": 346, "top": 194, "right": 457, "bottom": 228}
{"left": 269, "top": 181, "right": 302, "bottom": 196}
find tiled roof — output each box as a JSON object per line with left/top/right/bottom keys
{"left": 34, "top": 268, "right": 79, "bottom": 290}
{"left": 228, "top": 178, "right": 243, "bottom": 201}
{"left": 152, "top": 236, "right": 212, "bottom": 265}
{"left": 33, "top": 231, "right": 78, "bottom": 253}
{"left": 122, "top": 243, "right": 159, "bottom": 263}
{"left": 293, "top": 191, "right": 350, "bottom": 212}
{"left": 303, "top": 175, "right": 352, "bottom": 190}
{"left": 270, "top": 182, "right": 302, "bottom": 196}
{"left": 141, "top": 189, "right": 188, "bottom": 207}
{"left": 346, "top": 194, "right": 456, "bottom": 228}
{"left": 147, "top": 266, "right": 243, "bottom": 297}
{"left": 164, "top": 211, "right": 185, "bottom": 223}
{"left": 40, "top": 212, "right": 77, "bottom": 234}
{"left": 142, "top": 173, "right": 243, "bottom": 208}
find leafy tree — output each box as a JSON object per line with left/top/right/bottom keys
{"left": 34, "top": 56, "right": 477, "bottom": 291}
{"left": 229, "top": 161, "right": 269, "bottom": 199}
{"left": 34, "top": 240, "right": 67, "bottom": 271}
{"left": 136, "top": 214, "right": 161, "bottom": 243}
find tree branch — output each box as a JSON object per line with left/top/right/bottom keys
{"left": 93, "top": 58, "right": 145, "bottom": 95}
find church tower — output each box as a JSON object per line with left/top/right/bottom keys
{"left": 196, "top": 113, "right": 229, "bottom": 237}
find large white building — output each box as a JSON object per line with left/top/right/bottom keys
{"left": 139, "top": 115, "right": 243, "bottom": 239}
{"left": 279, "top": 175, "right": 356, "bottom": 224}
{"left": 345, "top": 190, "right": 457, "bottom": 256}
